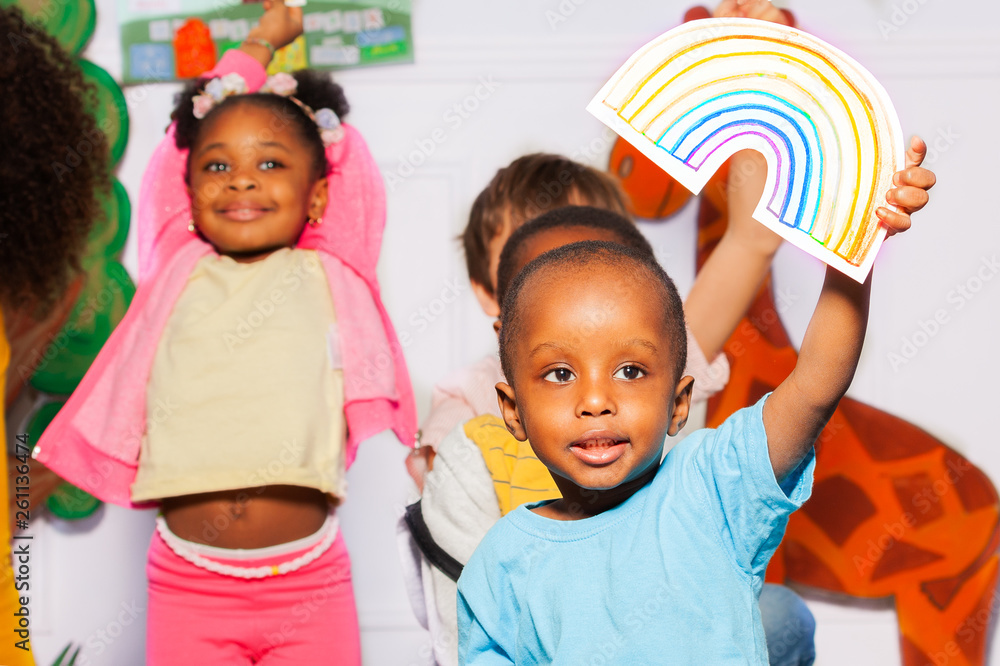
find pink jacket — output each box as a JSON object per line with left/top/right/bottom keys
{"left": 35, "top": 50, "right": 417, "bottom": 508}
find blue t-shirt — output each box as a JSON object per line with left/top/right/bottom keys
{"left": 456, "top": 395, "right": 815, "bottom": 665}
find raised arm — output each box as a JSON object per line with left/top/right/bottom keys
{"left": 685, "top": 137, "right": 935, "bottom": 362}
{"left": 763, "top": 137, "right": 933, "bottom": 479}
{"left": 763, "top": 266, "right": 870, "bottom": 478}
{"left": 238, "top": 0, "right": 303, "bottom": 68}
{"left": 684, "top": 149, "right": 781, "bottom": 360}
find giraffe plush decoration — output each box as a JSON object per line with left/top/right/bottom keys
{"left": 608, "top": 137, "right": 999, "bottom": 665}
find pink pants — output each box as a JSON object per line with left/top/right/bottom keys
{"left": 146, "top": 525, "right": 361, "bottom": 665}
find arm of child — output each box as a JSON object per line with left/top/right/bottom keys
{"left": 764, "top": 266, "right": 870, "bottom": 479}
{"left": 684, "top": 149, "right": 781, "bottom": 361}
{"left": 238, "top": 0, "right": 303, "bottom": 67}
{"left": 684, "top": 137, "right": 935, "bottom": 362}
{"left": 763, "top": 137, "right": 933, "bottom": 479}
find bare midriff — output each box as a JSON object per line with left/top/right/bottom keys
{"left": 161, "top": 485, "right": 332, "bottom": 549}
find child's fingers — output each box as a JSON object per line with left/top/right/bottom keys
{"left": 738, "top": 0, "right": 787, "bottom": 22}
{"left": 892, "top": 165, "right": 936, "bottom": 191}
{"left": 905, "top": 135, "right": 927, "bottom": 169}
{"left": 713, "top": 0, "right": 741, "bottom": 18}
{"left": 875, "top": 207, "right": 911, "bottom": 236}
{"left": 885, "top": 185, "right": 930, "bottom": 213}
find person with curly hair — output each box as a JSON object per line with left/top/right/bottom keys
{"left": 1, "top": 5, "right": 111, "bottom": 664}
{"left": 34, "top": 0, "right": 416, "bottom": 663}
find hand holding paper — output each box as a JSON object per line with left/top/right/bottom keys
{"left": 877, "top": 136, "right": 935, "bottom": 236}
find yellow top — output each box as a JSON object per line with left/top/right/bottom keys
{"left": 0, "top": 308, "right": 37, "bottom": 664}
{"left": 464, "top": 414, "right": 560, "bottom": 516}
{"left": 131, "top": 249, "right": 346, "bottom": 502}
{"left": 0, "top": 308, "right": 7, "bottom": 430}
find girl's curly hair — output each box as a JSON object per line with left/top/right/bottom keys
{"left": 172, "top": 68, "right": 349, "bottom": 182}
{"left": 0, "top": 6, "right": 110, "bottom": 317}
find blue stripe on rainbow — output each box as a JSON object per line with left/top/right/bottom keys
{"left": 656, "top": 91, "right": 822, "bottom": 233}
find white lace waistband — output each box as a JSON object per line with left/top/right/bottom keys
{"left": 156, "top": 512, "right": 339, "bottom": 579}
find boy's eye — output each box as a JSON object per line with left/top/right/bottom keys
{"left": 259, "top": 160, "right": 283, "bottom": 170}
{"left": 205, "top": 162, "right": 229, "bottom": 173}
{"left": 613, "top": 365, "right": 645, "bottom": 380}
{"left": 543, "top": 367, "right": 575, "bottom": 383}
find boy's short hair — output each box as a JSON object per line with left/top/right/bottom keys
{"left": 495, "top": 205, "right": 655, "bottom": 309}
{"left": 499, "top": 240, "right": 687, "bottom": 383}
{"left": 463, "top": 154, "right": 630, "bottom": 294}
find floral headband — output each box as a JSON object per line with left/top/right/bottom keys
{"left": 191, "top": 72, "right": 345, "bottom": 146}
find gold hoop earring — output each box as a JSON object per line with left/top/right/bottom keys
{"left": 188, "top": 220, "right": 196, "bottom": 233}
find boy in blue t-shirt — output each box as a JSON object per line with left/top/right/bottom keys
{"left": 456, "top": 205, "right": 912, "bottom": 662}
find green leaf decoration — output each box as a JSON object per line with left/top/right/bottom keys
{"left": 78, "top": 59, "right": 129, "bottom": 166}
{"left": 1, "top": 0, "right": 95, "bottom": 54}
{"left": 30, "top": 261, "right": 135, "bottom": 395}
{"left": 47, "top": 482, "right": 101, "bottom": 520}
{"left": 88, "top": 178, "right": 130, "bottom": 259}
{"left": 24, "top": 400, "right": 63, "bottom": 442}
{"left": 50, "top": 642, "right": 81, "bottom": 666}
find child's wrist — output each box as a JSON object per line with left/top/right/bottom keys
{"left": 239, "top": 34, "right": 275, "bottom": 67}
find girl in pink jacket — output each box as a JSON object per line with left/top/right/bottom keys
{"left": 35, "top": 3, "right": 415, "bottom": 663}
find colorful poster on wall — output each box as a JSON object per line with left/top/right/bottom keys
{"left": 117, "top": 0, "right": 412, "bottom": 84}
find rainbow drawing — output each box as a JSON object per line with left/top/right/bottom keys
{"left": 587, "top": 18, "right": 905, "bottom": 282}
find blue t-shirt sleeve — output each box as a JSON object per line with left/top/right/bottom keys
{"left": 457, "top": 536, "right": 516, "bottom": 665}
{"left": 681, "top": 394, "right": 815, "bottom": 578}
{"left": 457, "top": 587, "right": 515, "bottom": 665}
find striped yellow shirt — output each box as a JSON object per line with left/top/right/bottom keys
{"left": 464, "top": 414, "right": 561, "bottom": 516}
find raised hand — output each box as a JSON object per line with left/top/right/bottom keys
{"left": 877, "top": 135, "right": 936, "bottom": 236}
{"left": 713, "top": 0, "right": 791, "bottom": 25}
{"left": 254, "top": 0, "right": 304, "bottom": 50}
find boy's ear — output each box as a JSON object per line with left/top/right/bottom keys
{"left": 667, "top": 375, "right": 695, "bottom": 436}
{"left": 471, "top": 280, "right": 501, "bottom": 318}
{"left": 492, "top": 318, "right": 502, "bottom": 339}
{"left": 308, "top": 177, "right": 329, "bottom": 220}
{"left": 496, "top": 381, "right": 527, "bottom": 441}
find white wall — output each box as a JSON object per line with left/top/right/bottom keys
{"left": 28, "top": 1, "right": 1000, "bottom": 664}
